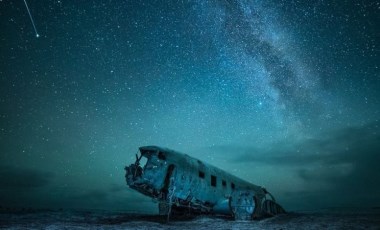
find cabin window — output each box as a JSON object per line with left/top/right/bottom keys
{"left": 199, "top": 171, "right": 205, "bottom": 179}
{"left": 158, "top": 152, "right": 166, "bottom": 160}
{"left": 231, "top": 183, "right": 235, "bottom": 189}
{"left": 222, "top": 180, "right": 226, "bottom": 187}
{"left": 211, "top": 175, "right": 217, "bottom": 187}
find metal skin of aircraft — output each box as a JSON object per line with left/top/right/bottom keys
{"left": 125, "top": 146, "right": 285, "bottom": 221}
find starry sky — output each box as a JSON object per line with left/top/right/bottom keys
{"left": 0, "top": 0, "right": 379, "bottom": 212}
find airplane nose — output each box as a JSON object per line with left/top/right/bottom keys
{"left": 125, "top": 164, "right": 143, "bottom": 185}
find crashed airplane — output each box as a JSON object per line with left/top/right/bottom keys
{"left": 125, "top": 146, "right": 285, "bottom": 220}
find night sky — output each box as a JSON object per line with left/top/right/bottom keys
{"left": 0, "top": 0, "right": 379, "bottom": 212}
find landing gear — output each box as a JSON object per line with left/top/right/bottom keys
{"left": 230, "top": 191, "right": 256, "bottom": 220}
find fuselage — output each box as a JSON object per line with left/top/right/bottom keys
{"left": 125, "top": 146, "right": 284, "bottom": 220}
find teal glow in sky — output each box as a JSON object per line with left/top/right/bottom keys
{"left": 0, "top": 0, "right": 379, "bottom": 212}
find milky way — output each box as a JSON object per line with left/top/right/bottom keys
{"left": 0, "top": 0, "right": 378, "bottom": 211}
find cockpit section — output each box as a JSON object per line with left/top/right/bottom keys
{"left": 125, "top": 148, "right": 169, "bottom": 198}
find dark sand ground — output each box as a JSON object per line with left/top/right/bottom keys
{"left": 1, "top": 209, "right": 379, "bottom": 229}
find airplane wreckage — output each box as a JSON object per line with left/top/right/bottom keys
{"left": 125, "top": 146, "right": 285, "bottom": 221}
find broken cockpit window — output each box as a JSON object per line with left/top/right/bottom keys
{"left": 158, "top": 151, "right": 166, "bottom": 160}
{"left": 135, "top": 155, "right": 148, "bottom": 168}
